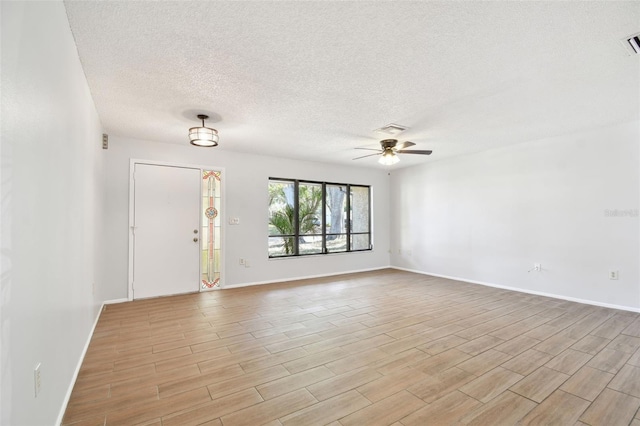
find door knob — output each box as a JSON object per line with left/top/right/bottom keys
{"left": 193, "top": 237, "right": 199, "bottom": 242}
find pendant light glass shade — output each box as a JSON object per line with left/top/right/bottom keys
{"left": 378, "top": 150, "right": 399, "bottom": 165}
{"left": 189, "top": 114, "right": 219, "bottom": 147}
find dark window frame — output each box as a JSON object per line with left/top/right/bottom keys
{"left": 268, "top": 177, "right": 372, "bottom": 258}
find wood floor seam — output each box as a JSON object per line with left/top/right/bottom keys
{"left": 62, "top": 270, "right": 640, "bottom": 426}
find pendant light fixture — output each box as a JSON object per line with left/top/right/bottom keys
{"left": 189, "top": 114, "right": 219, "bottom": 147}
{"left": 378, "top": 149, "right": 399, "bottom": 165}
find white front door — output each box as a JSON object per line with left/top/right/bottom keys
{"left": 133, "top": 163, "right": 201, "bottom": 299}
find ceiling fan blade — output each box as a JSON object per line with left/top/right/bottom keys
{"left": 397, "top": 149, "right": 433, "bottom": 155}
{"left": 354, "top": 147, "right": 383, "bottom": 151}
{"left": 394, "top": 141, "right": 416, "bottom": 151}
{"left": 352, "top": 153, "right": 381, "bottom": 160}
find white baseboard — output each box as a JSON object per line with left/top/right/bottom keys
{"left": 56, "top": 298, "right": 126, "bottom": 425}
{"left": 56, "top": 304, "right": 103, "bottom": 425}
{"left": 104, "top": 298, "right": 128, "bottom": 304}
{"left": 392, "top": 266, "right": 640, "bottom": 314}
{"left": 222, "top": 266, "right": 391, "bottom": 289}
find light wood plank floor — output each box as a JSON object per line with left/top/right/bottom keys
{"left": 63, "top": 269, "right": 640, "bottom": 426}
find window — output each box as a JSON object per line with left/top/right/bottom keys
{"left": 268, "top": 178, "right": 372, "bottom": 257}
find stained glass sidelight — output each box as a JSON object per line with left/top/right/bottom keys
{"left": 201, "top": 170, "right": 221, "bottom": 289}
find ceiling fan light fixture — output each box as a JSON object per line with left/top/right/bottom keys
{"left": 189, "top": 114, "right": 219, "bottom": 147}
{"left": 378, "top": 150, "right": 399, "bottom": 165}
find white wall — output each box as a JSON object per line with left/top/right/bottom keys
{"left": 103, "top": 136, "right": 391, "bottom": 300}
{"left": 390, "top": 120, "right": 640, "bottom": 310}
{"left": 1, "top": 2, "right": 106, "bottom": 424}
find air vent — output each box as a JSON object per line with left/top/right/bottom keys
{"left": 374, "top": 123, "right": 408, "bottom": 136}
{"left": 622, "top": 33, "right": 640, "bottom": 55}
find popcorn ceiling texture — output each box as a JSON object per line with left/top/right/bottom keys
{"left": 64, "top": 1, "right": 639, "bottom": 168}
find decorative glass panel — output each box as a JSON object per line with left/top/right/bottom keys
{"left": 298, "top": 182, "right": 322, "bottom": 235}
{"left": 201, "top": 170, "right": 221, "bottom": 289}
{"left": 268, "top": 236, "right": 295, "bottom": 257}
{"left": 269, "top": 180, "right": 296, "bottom": 256}
{"left": 351, "top": 234, "right": 370, "bottom": 251}
{"left": 351, "top": 186, "right": 370, "bottom": 233}
{"left": 299, "top": 235, "right": 323, "bottom": 255}
{"left": 326, "top": 184, "right": 347, "bottom": 235}
{"left": 326, "top": 234, "right": 347, "bottom": 252}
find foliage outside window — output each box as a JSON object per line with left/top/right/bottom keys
{"left": 268, "top": 178, "right": 372, "bottom": 257}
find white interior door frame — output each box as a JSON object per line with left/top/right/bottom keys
{"left": 128, "top": 159, "right": 226, "bottom": 301}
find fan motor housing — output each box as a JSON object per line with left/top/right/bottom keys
{"left": 381, "top": 139, "right": 398, "bottom": 149}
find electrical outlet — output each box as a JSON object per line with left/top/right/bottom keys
{"left": 229, "top": 217, "right": 240, "bottom": 225}
{"left": 534, "top": 263, "right": 541, "bottom": 271}
{"left": 239, "top": 258, "right": 245, "bottom": 266}
{"left": 34, "top": 363, "right": 41, "bottom": 397}
{"left": 609, "top": 270, "right": 619, "bottom": 280}
{"left": 244, "top": 259, "right": 250, "bottom": 268}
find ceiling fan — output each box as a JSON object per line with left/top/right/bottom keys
{"left": 353, "top": 139, "right": 433, "bottom": 165}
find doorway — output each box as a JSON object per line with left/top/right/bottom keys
{"left": 130, "top": 162, "right": 223, "bottom": 299}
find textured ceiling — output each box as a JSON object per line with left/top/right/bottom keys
{"left": 64, "top": 1, "right": 640, "bottom": 169}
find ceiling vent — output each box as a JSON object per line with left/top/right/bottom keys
{"left": 374, "top": 123, "right": 408, "bottom": 136}
{"left": 622, "top": 33, "right": 640, "bottom": 55}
